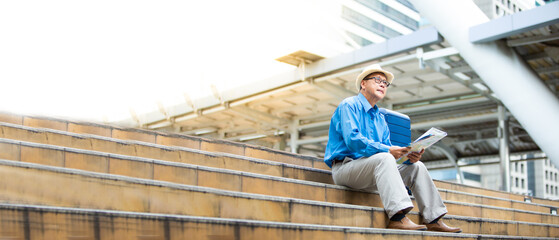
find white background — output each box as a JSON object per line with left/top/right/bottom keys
{"left": 0, "top": 0, "right": 345, "bottom": 122}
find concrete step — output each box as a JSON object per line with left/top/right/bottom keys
{"left": 1, "top": 120, "right": 556, "bottom": 209}
{"left": 0, "top": 159, "right": 558, "bottom": 238}
{"left": 0, "top": 122, "right": 329, "bottom": 182}
{"left": 0, "top": 137, "right": 556, "bottom": 217}
{"left": 2, "top": 204, "right": 556, "bottom": 240}
{"left": 0, "top": 113, "right": 323, "bottom": 168}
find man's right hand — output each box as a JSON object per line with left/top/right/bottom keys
{"left": 389, "top": 146, "right": 411, "bottom": 159}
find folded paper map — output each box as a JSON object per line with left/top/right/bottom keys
{"left": 397, "top": 127, "right": 447, "bottom": 164}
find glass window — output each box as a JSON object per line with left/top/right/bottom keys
{"left": 355, "top": 0, "right": 419, "bottom": 30}
{"left": 395, "top": 0, "right": 417, "bottom": 11}
{"left": 342, "top": 6, "right": 401, "bottom": 39}
{"left": 463, "top": 172, "right": 481, "bottom": 182}
{"left": 345, "top": 31, "right": 372, "bottom": 47}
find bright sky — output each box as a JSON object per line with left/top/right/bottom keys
{"left": 0, "top": 0, "right": 349, "bottom": 123}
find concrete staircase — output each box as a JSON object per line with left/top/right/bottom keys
{"left": 0, "top": 113, "right": 558, "bottom": 239}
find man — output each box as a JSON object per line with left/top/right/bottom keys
{"left": 324, "top": 64, "right": 461, "bottom": 233}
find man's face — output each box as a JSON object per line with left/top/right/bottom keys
{"left": 360, "top": 72, "right": 388, "bottom": 100}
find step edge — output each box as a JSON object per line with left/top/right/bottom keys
{"left": 2, "top": 118, "right": 555, "bottom": 205}
{"left": 0, "top": 119, "right": 322, "bottom": 161}
{"left": 4, "top": 122, "right": 555, "bottom": 206}
{"left": 3, "top": 137, "right": 555, "bottom": 210}
{"left": 0, "top": 159, "right": 373, "bottom": 211}
{"left": 0, "top": 203, "right": 556, "bottom": 239}
{"left": 1, "top": 158, "right": 558, "bottom": 224}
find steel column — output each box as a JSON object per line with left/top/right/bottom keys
{"left": 498, "top": 105, "right": 511, "bottom": 192}
{"left": 290, "top": 120, "right": 300, "bottom": 154}
{"left": 408, "top": 0, "right": 559, "bottom": 168}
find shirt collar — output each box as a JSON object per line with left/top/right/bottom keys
{"left": 357, "top": 93, "right": 378, "bottom": 113}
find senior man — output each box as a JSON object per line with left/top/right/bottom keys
{"left": 324, "top": 64, "right": 461, "bottom": 233}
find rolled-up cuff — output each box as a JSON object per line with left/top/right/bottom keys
{"left": 422, "top": 208, "right": 448, "bottom": 224}
{"left": 386, "top": 203, "right": 414, "bottom": 220}
{"left": 379, "top": 144, "right": 390, "bottom": 153}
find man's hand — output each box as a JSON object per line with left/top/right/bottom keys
{"left": 407, "top": 149, "right": 425, "bottom": 163}
{"left": 389, "top": 146, "right": 411, "bottom": 159}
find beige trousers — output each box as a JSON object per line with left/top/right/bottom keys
{"left": 331, "top": 152, "right": 447, "bottom": 223}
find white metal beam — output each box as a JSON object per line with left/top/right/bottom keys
{"left": 507, "top": 31, "right": 559, "bottom": 47}
{"left": 311, "top": 80, "right": 356, "bottom": 100}
{"left": 290, "top": 120, "right": 300, "bottom": 153}
{"left": 498, "top": 105, "right": 511, "bottom": 192}
{"left": 425, "top": 59, "right": 497, "bottom": 102}
{"left": 396, "top": 97, "right": 491, "bottom": 114}
{"left": 295, "top": 136, "right": 330, "bottom": 145}
{"left": 248, "top": 90, "right": 316, "bottom": 108}
{"left": 270, "top": 99, "right": 339, "bottom": 116}
{"left": 422, "top": 47, "right": 459, "bottom": 61}
{"left": 431, "top": 144, "right": 464, "bottom": 184}
{"left": 411, "top": 112, "right": 498, "bottom": 130}
{"left": 386, "top": 88, "right": 477, "bottom": 105}
{"left": 392, "top": 68, "right": 435, "bottom": 79}
{"left": 391, "top": 79, "right": 455, "bottom": 91}
{"left": 183, "top": 127, "right": 218, "bottom": 135}
{"left": 469, "top": 1, "right": 559, "bottom": 43}
{"left": 410, "top": 0, "right": 559, "bottom": 168}
{"left": 229, "top": 105, "right": 288, "bottom": 130}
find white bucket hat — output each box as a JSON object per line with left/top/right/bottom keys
{"left": 355, "top": 64, "right": 394, "bottom": 91}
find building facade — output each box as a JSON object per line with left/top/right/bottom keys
{"left": 429, "top": 154, "right": 559, "bottom": 200}
{"left": 337, "top": 0, "right": 420, "bottom": 47}
{"left": 422, "top": 0, "right": 557, "bottom": 200}
{"left": 529, "top": 158, "right": 559, "bottom": 200}
{"left": 473, "top": 0, "right": 544, "bottom": 18}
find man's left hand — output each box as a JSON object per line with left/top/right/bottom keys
{"left": 407, "top": 149, "right": 425, "bottom": 163}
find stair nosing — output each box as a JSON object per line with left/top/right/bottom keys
{"left": 0, "top": 137, "right": 331, "bottom": 188}
{"left": 1, "top": 158, "right": 558, "bottom": 228}
{"left": 1, "top": 136, "right": 556, "bottom": 213}
{"left": 0, "top": 119, "right": 551, "bottom": 206}
{"left": 0, "top": 120, "right": 323, "bottom": 162}
{"left": 1, "top": 121, "right": 545, "bottom": 199}
{"left": 2, "top": 120, "right": 559, "bottom": 207}
{"left": 0, "top": 202, "right": 556, "bottom": 239}
{"left": 0, "top": 158, "right": 366, "bottom": 210}
{"left": 1, "top": 137, "right": 552, "bottom": 207}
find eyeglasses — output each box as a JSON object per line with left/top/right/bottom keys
{"left": 364, "top": 76, "right": 391, "bottom": 87}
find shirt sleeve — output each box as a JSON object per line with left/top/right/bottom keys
{"left": 382, "top": 120, "right": 392, "bottom": 147}
{"left": 337, "top": 103, "right": 390, "bottom": 157}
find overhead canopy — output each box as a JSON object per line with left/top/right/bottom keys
{"left": 117, "top": 3, "right": 559, "bottom": 168}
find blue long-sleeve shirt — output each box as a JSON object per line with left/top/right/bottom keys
{"left": 324, "top": 93, "right": 391, "bottom": 168}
